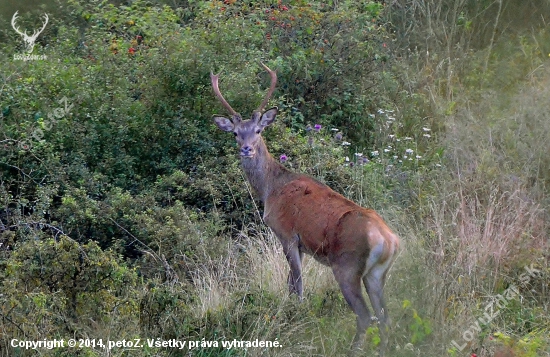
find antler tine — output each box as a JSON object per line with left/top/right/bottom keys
{"left": 11, "top": 11, "right": 25, "bottom": 36}
{"left": 210, "top": 72, "right": 237, "bottom": 116}
{"left": 256, "top": 62, "right": 277, "bottom": 113}
{"left": 35, "top": 14, "right": 49, "bottom": 37}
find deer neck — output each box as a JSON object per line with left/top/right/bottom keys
{"left": 240, "top": 137, "right": 294, "bottom": 203}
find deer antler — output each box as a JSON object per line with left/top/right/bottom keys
{"left": 33, "top": 14, "right": 49, "bottom": 39}
{"left": 210, "top": 72, "right": 237, "bottom": 116}
{"left": 11, "top": 11, "right": 26, "bottom": 37}
{"left": 256, "top": 62, "right": 277, "bottom": 113}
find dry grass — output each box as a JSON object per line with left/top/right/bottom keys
{"left": 191, "top": 224, "right": 337, "bottom": 317}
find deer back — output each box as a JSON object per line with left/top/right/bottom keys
{"left": 264, "top": 175, "right": 396, "bottom": 265}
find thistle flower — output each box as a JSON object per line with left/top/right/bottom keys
{"left": 280, "top": 154, "right": 288, "bottom": 163}
{"left": 314, "top": 124, "right": 322, "bottom": 132}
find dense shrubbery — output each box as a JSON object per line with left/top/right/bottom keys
{"left": 1, "top": 0, "right": 549, "bottom": 356}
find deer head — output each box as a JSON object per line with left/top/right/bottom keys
{"left": 11, "top": 11, "right": 49, "bottom": 54}
{"left": 211, "top": 63, "right": 278, "bottom": 158}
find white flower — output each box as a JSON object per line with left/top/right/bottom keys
{"left": 384, "top": 148, "right": 391, "bottom": 153}
{"left": 371, "top": 150, "right": 379, "bottom": 156}
{"left": 387, "top": 116, "right": 395, "bottom": 121}
{"left": 416, "top": 155, "right": 422, "bottom": 159}
{"left": 331, "top": 128, "right": 339, "bottom": 131}
{"left": 404, "top": 137, "right": 413, "bottom": 141}
{"left": 393, "top": 155, "right": 398, "bottom": 159}
{"left": 377, "top": 109, "right": 385, "bottom": 114}
{"left": 422, "top": 127, "right": 431, "bottom": 132}
{"left": 342, "top": 141, "right": 351, "bottom": 146}
{"left": 345, "top": 156, "right": 350, "bottom": 162}
{"left": 405, "top": 148, "right": 414, "bottom": 154}
{"left": 423, "top": 134, "right": 431, "bottom": 138}
{"left": 388, "top": 134, "right": 395, "bottom": 139}
{"left": 354, "top": 153, "right": 363, "bottom": 157}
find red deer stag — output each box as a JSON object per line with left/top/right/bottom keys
{"left": 210, "top": 63, "right": 400, "bottom": 356}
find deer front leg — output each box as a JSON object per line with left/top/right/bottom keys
{"left": 280, "top": 235, "right": 303, "bottom": 298}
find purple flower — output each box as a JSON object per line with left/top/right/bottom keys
{"left": 314, "top": 124, "right": 322, "bottom": 132}
{"left": 279, "top": 154, "right": 288, "bottom": 163}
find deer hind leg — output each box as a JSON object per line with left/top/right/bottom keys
{"left": 331, "top": 256, "right": 372, "bottom": 352}
{"left": 364, "top": 267, "right": 390, "bottom": 357}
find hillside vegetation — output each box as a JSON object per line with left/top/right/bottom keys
{"left": 0, "top": 0, "right": 549, "bottom": 356}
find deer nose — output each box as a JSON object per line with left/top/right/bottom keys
{"left": 241, "top": 145, "right": 253, "bottom": 156}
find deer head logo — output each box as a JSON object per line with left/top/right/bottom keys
{"left": 11, "top": 11, "right": 49, "bottom": 54}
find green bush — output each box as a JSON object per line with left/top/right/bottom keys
{"left": 0, "top": 237, "right": 138, "bottom": 343}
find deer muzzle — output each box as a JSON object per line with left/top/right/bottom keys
{"left": 240, "top": 145, "right": 255, "bottom": 158}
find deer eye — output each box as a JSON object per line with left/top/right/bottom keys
{"left": 233, "top": 132, "right": 238, "bottom": 136}
{"left": 255, "top": 129, "right": 261, "bottom": 134}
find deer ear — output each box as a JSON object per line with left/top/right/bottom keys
{"left": 213, "top": 116, "right": 234, "bottom": 132}
{"left": 259, "top": 107, "right": 278, "bottom": 128}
